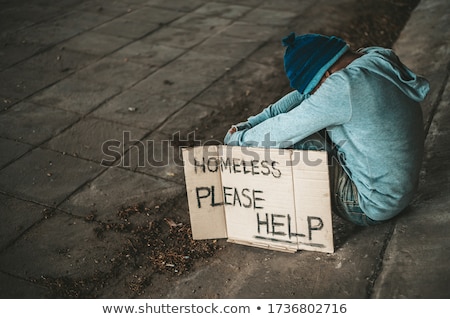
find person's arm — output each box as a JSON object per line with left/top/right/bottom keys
{"left": 247, "top": 90, "right": 307, "bottom": 127}
{"left": 224, "top": 90, "right": 307, "bottom": 144}
{"left": 225, "top": 76, "right": 351, "bottom": 147}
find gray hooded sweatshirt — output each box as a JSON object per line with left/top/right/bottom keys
{"left": 224, "top": 47, "right": 430, "bottom": 221}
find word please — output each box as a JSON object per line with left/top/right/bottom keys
{"left": 196, "top": 186, "right": 264, "bottom": 210}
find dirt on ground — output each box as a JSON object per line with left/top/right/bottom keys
{"left": 34, "top": 0, "right": 420, "bottom": 298}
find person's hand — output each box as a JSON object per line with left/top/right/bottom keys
{"left": 224, "top": 121, "right": 251, "bottom": 144}
{"left": 228, "top": 121, "right": 252, "bottom": 134}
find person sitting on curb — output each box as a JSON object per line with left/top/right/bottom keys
{"left": 224, "top": 32, "right": 430, "bottom": 226}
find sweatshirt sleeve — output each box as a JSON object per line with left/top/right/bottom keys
{"left": 247, "top": 90, "right": 307, "bottom": 127}
{"left": 226, "top": 74, "right": 352, "bottom": 147}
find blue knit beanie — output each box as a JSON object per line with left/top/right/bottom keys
{"left": 282, "top": 32, "right": 349, "bottom": 94}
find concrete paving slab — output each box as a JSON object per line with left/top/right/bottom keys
{"left": 14, "top": 23, "right": 80, "bottom": 48}
{"left": 219, "top": 21, "right": 284, "bottom": 41}
{"left": 241, "top": 7, "right": 298, "bottom": 26}
{"left": 75, "top": 1, "right": 135, "bottom": 18}
{"left": 0, "top": 66, "right": 58, "bottom": 106}
{"left": 126, "top": 5, "right": 184, "bottom": 24}
{"left": 0, "top": 46, "right": 95, "bottom": 105}
{"left": 193, "top": 77, "right": 257, "bottom": 110}
{"left": 132, "top": 131, "right": 186, "bottom": 184}
{"left": 260, "top": 0, "right": 316, "bottom": 11}
{"left": 51, "top": 9, "right": 115, "bottom": 33}
{"left": 45, "top": 117, "right": 148, "bottom": 162}
{"left": 73, "top": 57, "right": 153, "bottom": 89}
{"left": 92, "top": 16, "right": 160, "bottom": 40}
{"left": 60, "top": 31, "right": 131, "bottom": 56}
{"left": 192, "top": 33, "right": 263, "bottom": 60}
{"left": 157, "top": 102, "right": 216, "bottom": 137}
{"left": 0, "top": 138, "right": 32, "bottom": 169}
{"left": 0, "top": 212, "right": 128, "bottom": 279}
{"left": 90, "top": 88, "right": 187, "bottom": 130}
{"left": 170, "top": 13, "right": 233, "bottom": 34}
{"left": 148, "top": 219, "right": 395, "bottom": 298}
{"left": 145, "top": 0, "right": 206, "bottom": 12}
{"left": 191, "top": 2, "right": 253, "bottom": 19}
{"left": 59, "top": 167, "right": 183, "bottom": 222}
{"left": 30, "top": 75, "right": 123, "bottom": 114}
{"left": 0, "top": 101, "right": 80, "bottom": 145}
{"left": 0, "top": 148, "right": 103, "bottom": 206}
{"left": 111, "top": 41, "right": 185, "bottom": 67}
{"left": 0, "top": 193, "right": 46, "bottom": 251}
{"left": 0, "top": 35, "right": 45, "bottom": 71}
{"left": 141, "top": 26, "right": 212, "bottom": 49}
{"left": 0, "top": 4, "right": 60, "bottom": 34}
{"left": 0, "top": 272, "right": 50, "bottom": 298}
{"left": 133, "top": 52, "right": 239, "bottom": 101}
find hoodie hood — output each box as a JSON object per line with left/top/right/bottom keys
{"left": 357, "top": 47, "right": 430, "bottom": 102}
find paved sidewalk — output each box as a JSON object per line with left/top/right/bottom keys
{"left": 0, "top": 0, "right": 448, "bottom": 298}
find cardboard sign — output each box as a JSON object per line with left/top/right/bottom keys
{"left": 182, "top": 145, "right": 333, "bottom": 253}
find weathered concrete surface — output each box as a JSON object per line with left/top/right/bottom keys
{"left": 0, "top": 0, "right": 448, "bottom": 299}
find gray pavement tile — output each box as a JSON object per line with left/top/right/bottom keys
{"left": 45, "top": 117, "right": 148, "bottom": 163}
{"left": 0, "top": 148, "right": 103, "bottom": 206}
{"left": 219, "top": 21, "right": 284, "bottom": 41}
{"left": 127, "top": 70, "right": 212, "bottom": 102}
{"left": 15, "top": 24, "right": 79, "bottom": 47}
{"left": 192, "top": 2, "right": 252, "bottom": 19}
{"left": 260, "top": 0, "right": 316, "bottom": 11}
{"left": 159, "top": 50, "right": 238, "bottom": 79}
{"left": 140, "top": 26, "right": 211, "bottom": 49}
{"left": 126, "top": 5, "right": 184, "bottom": 24}
{"left": 133, "top": 51, "right": 239, "bottom": 101}
{"left": 145, "top": 0, "right": 206, "bottom": 12}
{"left": 30, "top": 75, "right": 123, "bottom": 114}
{"left": 0, "top": 212, "right": 129, "bottom": 280}
{"left": 52, "top": 9, "right": 116, "bottom": 32}
{"left": 0, "top": 38, "right": 45, "bottom": 71}
{"left": 241, "top": 7, "right": 298, "bottom": 26}
{"left": 0, "top": 101, "right": 80, "bottom": 145}
{"left": 0, "top": 272, "right": 49, "bottom": 298}
{"left": 90, "top": 88, "right": 187, "bottom": 130}
{"left": 0, "top": 138, "right": 32, "bottom": 169}
{"left": 60, "top": 31, "right": 131, "bottom": 56}
{"left": 170, "top": 13, "right": 233, "bottom": 33}
{"left": 0, "top": 47, "right": 97, "bottom": 105}
{"left": 374, "top": 203, "right": 450, "bottom": 298}
{"left": 223, "top": 60, "right": 280, "bottom": 87}
{"left": 157, "top": 102, "right": 216, "bottom": 137}
{"left": 130, "top": 131, "right": 186, "bottom": 184}
{"left": 17, "top": 45, "right": 97, "bottom": 77}
{"left": 76, "top": 0, "right": 148, "bottom": 16}
{"left": 193, "top": 77, "right": 256, "bottom": 110}
{"left": 93, "top": 16, "right": 160, "bottom": 40}
{"left": 59, "top": 167, "right": 183, "bottom": 222}
{"left": 73, "top": 57, "right": 153, "bottom": 89}
{"left": 111, "top": 41, "right": 185, "bottom": 66}
{"left": 246, "top": 39, "right": 285, "bottom": 66}
{"left": 162, "top": 221, "right": 394, "bottom": 298}
{"left": 0, "top": 4, "right": 59, "bottom": 34}
{"left": 193, "top": 60, "right": 287, "bottom": 111}
{"left": 192, "top": 33, "right": 263, "bottom": 60}
{"left": 0, "top": 193, "right": 46, "bottom": 251}
{"left": 76, "top": 1, "right": 135, "bottom": 17}
{"left": 0, "top": 67, "right": 57, "bottom": 106}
